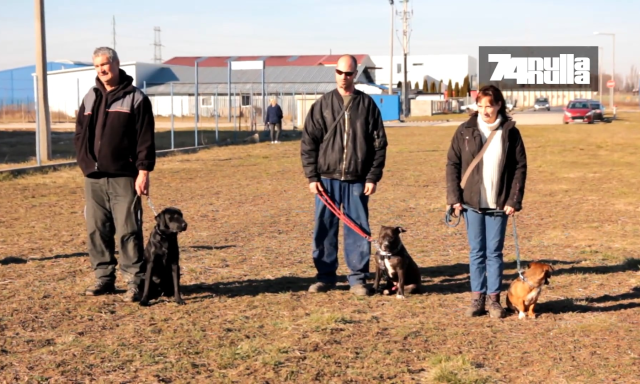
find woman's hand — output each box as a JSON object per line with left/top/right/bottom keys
{"left": 504, "top": 205, "right": 515, "bottom": 215}
{"left": 446, "top": 203, "right": 462, "bottom": 216}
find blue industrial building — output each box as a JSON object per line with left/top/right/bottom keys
{"left": 0, "top": 60, "right": 90, "bottom": 105}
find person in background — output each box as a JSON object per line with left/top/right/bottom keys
{"left": 265, "top": 98, "right": 283, "bottom": 143}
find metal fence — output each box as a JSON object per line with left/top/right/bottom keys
{"left": 142, "top": 83, "right": 328, "bottom": 129}
{"left": 0, "top": 85, "right": 327, "bottom": 169}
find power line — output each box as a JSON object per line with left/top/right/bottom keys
{"left": 153, "top": 27, "right": 164, "bottom": 63}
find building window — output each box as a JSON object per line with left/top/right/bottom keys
{"left": 201, "top": 96, "right": 212, "bottom": 107}
{"left": 241, "top": 95, "right": 251, "bottom": 106}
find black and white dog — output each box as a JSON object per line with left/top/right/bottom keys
{"left": 139, "top": 207, "right": 188, "bottom": 306}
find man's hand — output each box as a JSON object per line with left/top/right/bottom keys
{"left": 364, "top": 182, "right": 376, "bottom": 196}
{"left": 309, "top": 182, "right": 324, "bottom": 194}
{"left": 135, "top": 170, "right": 150, "bottom": 196}
{"left": 504, "top": 205, "right": 515, "bottom": 216}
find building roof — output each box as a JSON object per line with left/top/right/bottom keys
{"left": 143, "top": 63, "right": 372, "bottom": 95}
{"left": 163, "top": 54, "right": 370, "bottom": 67}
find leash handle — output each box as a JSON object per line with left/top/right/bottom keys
{"left": 444, "top": 206, "right": 462, "bottom": 227}
{"left": 317, "top": 189, "right": 374, "bottom": 242}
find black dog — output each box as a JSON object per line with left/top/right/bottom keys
{"left": 139, "top": 207, "right": 188, "bottom": 306}
{"left": 373, "top": 226, "right": 421, "bottom": 299}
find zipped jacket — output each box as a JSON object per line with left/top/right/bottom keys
{"left": 300, "top": 89, "right": 387, "bottom": 183}
{"left": 446, "top": 113, "right": 527, "bottom": 211}
{"left": 74, "top": 69, "right": 155, "bottom": 178}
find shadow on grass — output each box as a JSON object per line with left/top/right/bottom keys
{"left": 28, "top": 252, "right": 89, "bottom": 262}
{"left": 182, "top": 275, "right": 322, "bottom": 299}
{"left": 0, "top": 256, "right": 28, "bottom": 265}
{"left": 177, "top": 258, "right": 639, "bottom": 299}
{"left": 540, "top": 287, "right": 640, "bottom": 314}
{"left": 186, "top": 245, "right": 237, "bottom": 251}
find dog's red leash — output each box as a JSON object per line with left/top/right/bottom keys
{"left": 317, "top": 189, "right": 374, "bottom": 242}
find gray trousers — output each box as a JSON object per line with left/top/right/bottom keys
{"left": 84, "top": 176, "right": 145, "bottom": 285}
{"left": 269, "top": 122, "right": 281, "bottom": 142}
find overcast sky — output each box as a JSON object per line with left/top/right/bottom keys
{"left": 1, "top": 0, "right": 638, "bottom": 77}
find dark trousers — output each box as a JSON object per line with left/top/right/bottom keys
{"left": 84, "top": 176, "right": 145, "bottom": 286}
{"left": 312, "top": 178, "right": 370, "bottom": 286}
{"left": 269, "top": 122, "right": 281, "bottom": 142}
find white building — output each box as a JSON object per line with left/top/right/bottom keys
{"left": 44, "top": 62, "right": 162, "bottom": 117}
{"left": 40, "top": 58, "right": 384, "bottom": 125}
{"left": 369, "top": 54, "right": 478, "bottom": 91}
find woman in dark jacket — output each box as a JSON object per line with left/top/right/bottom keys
{"left": 445, "top": 85, "right": 527, "bottom": 319}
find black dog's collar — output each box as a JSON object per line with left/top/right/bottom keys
{"left": 154, "top": 226, "right": 169, "bottom": 238}
{"left": 378, "top": 245, "right": 403, "bottom": 260}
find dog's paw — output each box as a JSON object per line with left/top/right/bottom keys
{"left": 396, "top": 294, "right": 405, "bottom": 300}
{"left": 175, "top": 298, "right": 186, "bottom": 305}
{"left": 139, "top": 299, "right": 150, "bottom": 307}
{"left": 518, "top": 311, "right": 526, "bottom": 320}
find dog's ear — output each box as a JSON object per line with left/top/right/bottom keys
{"left": 395, "top": 227, "right": 407, "bottom": 233}
{"left": 155, "top": 210, "right": 169, "bottom": 230}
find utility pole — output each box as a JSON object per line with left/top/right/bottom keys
{"left": 389, "top": 0, "right": 394, "bottom": 95}
{"left": 112, "top": 16, "right": 116, "bottom": 50}
{"left": 153, "top": 27, "right": 163, "bottom": 63}
{"left": 397, "top": 0, "right": 412, "bottom": 117}
{"left": 594, "top": 32, "right": 615, "bottom": 110}
{"left": 34, "top": 0, "right": 51, "bottom": 161}
{"left": 598, "top": 46, "right": 602, "bottom": 105}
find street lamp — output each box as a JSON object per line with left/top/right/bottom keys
{"left": 594, "top": 32, "right": 615, "bottom": 110}
{"left": 389, "top": 1, "right": 394, "bottom": 95}
{"left": 598, "top": 46, "right": 603, "bottom": 105}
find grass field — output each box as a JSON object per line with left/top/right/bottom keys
{"left": 1, "top": 114, "right": 640, "bottom": 383}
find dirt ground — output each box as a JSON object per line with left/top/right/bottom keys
{"left": 1, "top": 114, "right": 639, "bottom": 383}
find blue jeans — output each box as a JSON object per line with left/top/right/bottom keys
{"left": 463, "top": 208, "right": 509, "bottom": 295}
{"left": 312, "top": 178, "right": 370, "bottom": 286}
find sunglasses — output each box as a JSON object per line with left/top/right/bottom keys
{"left": 335, "top": 69, "right": 355, "bottom": 77}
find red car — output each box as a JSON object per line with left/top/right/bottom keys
{"left": 563, "top": 99, "right": 595, "bottom": 124}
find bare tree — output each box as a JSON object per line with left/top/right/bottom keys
{"left": 624, "top": 65, "right": 639, "bottom": 92}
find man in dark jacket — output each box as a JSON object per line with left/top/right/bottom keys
{"left": 74, "top": 47, "right": 156, "bottom": 302}
{"left": 300, "top": 54, "right": 388, "bottom": 296}
{"left": 265, "top": 98, "right": 283, "bottom": 143}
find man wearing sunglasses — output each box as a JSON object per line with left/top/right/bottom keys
{"left": 301, "top": 54, "right": 388, "bottom": 296}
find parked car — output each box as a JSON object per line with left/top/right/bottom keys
{"left": 534, "top": 97, "right": 550, "bottom": 111}
{"left": 563, "top": 99, "right": 594, "bottom": 124}
{"left": 588, "top": 100, "right": 605, "bottom": 121}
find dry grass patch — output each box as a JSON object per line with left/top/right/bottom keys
{"left": 1, "top": 116, "right": 640, "bottom": 382}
